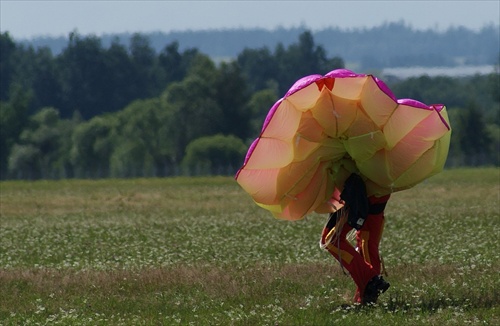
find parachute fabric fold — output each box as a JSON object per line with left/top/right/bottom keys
{"left": 236, "top": 69, "right": 451, "bottom": 220}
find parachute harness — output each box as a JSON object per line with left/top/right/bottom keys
{"left": 320, "top": 173, "right": 369, "bottom": 275}
{"left": 320, "top": 207, "right": 350, "bottom": 276}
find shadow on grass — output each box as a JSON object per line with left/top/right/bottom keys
{"left": 384, "top": 291, "right": 498, "bottom": 313}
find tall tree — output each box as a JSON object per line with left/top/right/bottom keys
{"left": 275, "top": 31, "right": 344, "bottom": 94}
{"left": 457, "top": 102, "right": 492, "bottom": 166}
{"left": 214, "top": 61, "right": 251, "bottom": 139}
{"left": 110, "top": 98, "right": 176, "bottom": 177}
{"left": 0, "top": 86, "right": 31, "bottom": 178}
{"left": 70, "top": 115, "right": 116, "bottom": 178}
{"left": 102, "top": 39, "right": 137, "bottom": 112}
{"left": 162, "top": 55, "right": 223, "bottom": 163}
{"left": 129, "top": 33, "right": 159, "bottom": 98}
{"left": 0, "top": 32, "right": 17, "bottom": 101}
{"left": 58, "top": 33, "right": 108, "bottom": 119}
{"left": 158, "top": 41, "right": 200, "bottom": 85}
{"left": 31, "top": 47, "right": 63, "bottom": 111}
{"left": 237, "top": 47, "right": 278, "bottom": 92}
{"left": 7, "top": 107, "right": 71, "bottom": 179}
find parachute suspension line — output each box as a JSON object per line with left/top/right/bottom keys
{"left": 328, "top": 91, "right": 340, "bottom": 138}
{"left": 381, "top": 255, "right": 388, "bottom": 277}
{"left": 319, "top": 205, "right": 348, "bottom": 275}
{"left": 320, "top": 208, "right": 350, "bottom": 276}
{"left": 336, "top": 207, "right": 349, "bottom": 276}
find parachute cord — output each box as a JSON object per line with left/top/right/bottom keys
{"left": 336, "top": 208, "right": 349, "bottom": 276}
{"left": 381, "top": 255, "right": 388, "bottom": 277}
{"left": 319, "top": 207, "right": 349, "bottom": 276}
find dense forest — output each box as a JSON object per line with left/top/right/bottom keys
{"left": 22, "top": 22, "right": 500, "bottom": 68}
{"left": 1, "top": 30, "right": 499, "bottom": 180}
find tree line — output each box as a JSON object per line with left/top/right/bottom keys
{"left": 0, "top": 31, "right": 498, "bottom": 180}
{"left": 23, "top": 22, "right": 500, "bottom": 69}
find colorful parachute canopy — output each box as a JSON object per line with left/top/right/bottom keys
{"left": 235, "top": 69, "right": 451, "bottom": 221}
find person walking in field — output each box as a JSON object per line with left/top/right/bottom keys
{"left": 235, "top": 69, "right": 451, "bottom": 305}
{"left": 319, "top": 173, "right": 391, "bottom": 305}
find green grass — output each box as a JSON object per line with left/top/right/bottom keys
{"left": 0, "top": 168, "right": 499, "bottom": 325}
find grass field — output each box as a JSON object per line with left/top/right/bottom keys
{"left": 1, "top": 168, "right": 499, "bottom": 325}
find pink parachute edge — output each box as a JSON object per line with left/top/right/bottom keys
{"left": 235, "top": 68, "right": 450, "bottom": 179}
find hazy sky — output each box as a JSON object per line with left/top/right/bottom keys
{"left": 1, "top": 1, "right": 499, "bottom": 39}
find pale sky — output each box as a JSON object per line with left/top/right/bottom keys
{"left": 1, "top": 0, "right": 499, "bottom": 39}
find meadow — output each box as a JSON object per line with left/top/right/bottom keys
{"left": 0, "top": 168, "right": 498, "bottom": 325}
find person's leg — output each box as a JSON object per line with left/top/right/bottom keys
{"left": 356, "top": 195, "right": 391, "bottom": 304}
{"left": 357, "top": 195, "right": 390, "bottom": 271}
{"left": 353, "top": 212, "right": 385, "bottom": 302}
{"left": 357, "top": 213, "right": 385, "bottom": 273}
{"left": 321, "top": 211, "right": 378, "bottom": 298}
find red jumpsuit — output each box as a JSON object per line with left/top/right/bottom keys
{"left": 320, "top": 194, "right": 390, "bottom": 303}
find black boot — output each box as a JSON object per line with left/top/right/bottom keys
{"left": 362, "top": 275, "right": 390, "bottom": 305}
